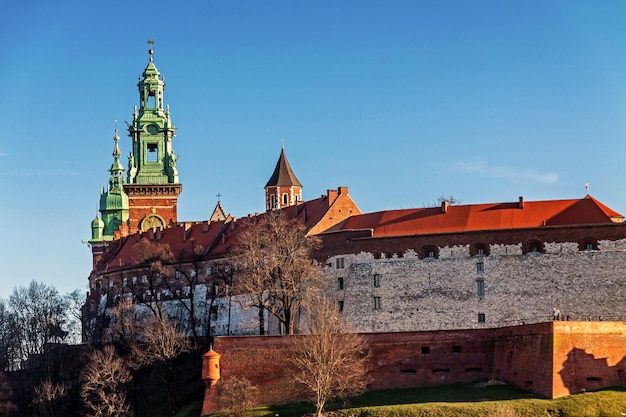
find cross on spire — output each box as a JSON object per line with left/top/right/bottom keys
{"left": 216, "top": 192, "right": 222, "bottom": 202}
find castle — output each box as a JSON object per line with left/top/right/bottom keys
{"left": 84, "top": 46, "right": 626, "bottom": 343}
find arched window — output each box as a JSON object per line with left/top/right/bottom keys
{"left": 471, "top": 243, "right": 490, "bottom": 256}
{"left": 282, "top": 193, "right": 288, "bottom": 205}
{"left": 579, "top": 238, "right": 598, "bottom": 251}
{"left": 523, "top": 239, "right": 545, "bottom": 254}
{"left": 270, "top": 194, "right": 276, "bottom": 209}
{"left": 421, "top": 245, "right": 438, "bottom": 259}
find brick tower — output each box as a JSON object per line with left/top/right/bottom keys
{"left": 124, "top": 41, "right": 182, "bottom": 232}
{"left": 265, "top": 146, "right": 302, "bottom": 211}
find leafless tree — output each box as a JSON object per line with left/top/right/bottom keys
{"left": 33, "top": 380, "right": 67, "bottom": 417}
{"left": 0, "top": 372, "right": 17, "bottom": 417}
{"left": 217, "top": 377, "right": 258, "bottom": 417}
{"left": 427, "top": 194, "right": 462, "bottom": 207}
{"left": 127, "top": 239, "right": 175, "bottom": 319}
{"left": 7, "top": 281, "right": 70, "bottom": 369}
{"left": 130, "top": 314, "right": 191, "bottom": 415}
{"left": 81, "top": 345, "right": 132, "bottom": 417}
{"left": 289, "top": 295, "right": 370, "bottom": 417}
{"left": 230, "top": 211, "right": 322, "bottom": 335}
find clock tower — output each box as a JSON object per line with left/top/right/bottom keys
{"left": 125, "top": 41, "right": 182, "bottom": 232}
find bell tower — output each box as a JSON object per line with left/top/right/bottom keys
{"left": 265, "top": 145, "right": 302, "bottom": 211}
{"left": 125, "top": 40, "right": 182, "bottom": 232}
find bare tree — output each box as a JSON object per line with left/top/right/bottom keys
{"left": 289, "top": 295, "right": 369, "bottom": 417}
{"left": 33, "top": 380, "right": 67, "bottom": 417}
{"left": 8, "top": 281, "right": 70, "bottom": 369}
{"left": 81, "top": 345, "right": 132, "bottom": 417}
{"left": 230, "top": 211, "right": 322, "bottom": 335}
{"left": 427, "top": 194, "right": 462, "bottom": 207}
{"left": 127, "top": 239, "right": 175, "bottom": 319}
{"left": 217, "top": 377, "right": 258, "bottom": 417}
{"left": 131, "top": 314, "right": 191, "bottom": 416}
{"left": 0, "top": 372, "right": 17, "bottom": 417}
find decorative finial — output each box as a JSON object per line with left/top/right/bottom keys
{"left": 147, "top": 39, "right": 154, "bottom": 53}
{"left": 216, "top": 192, "right": 222, "bottom": 202}
{"left": 114, "top": 115, "right": 119, "bottom": 139}
{"left": 281, "top": 139, "right": 285, "bottom": 150}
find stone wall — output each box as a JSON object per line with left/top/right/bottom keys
{"left": 323, "top": 237, "right": 626, "bottom": 332}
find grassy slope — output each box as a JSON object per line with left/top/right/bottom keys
{"left": 243, "top": 383, "right": 626, "bottom": 417}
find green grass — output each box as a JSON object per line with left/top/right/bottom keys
{"left": 246, "top": 383, "right": 626, "bottom": 417}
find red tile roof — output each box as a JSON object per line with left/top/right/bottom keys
{"left": 327, "top": 195, "right": 623, "bottom": 237}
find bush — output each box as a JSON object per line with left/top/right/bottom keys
{"left": 217, "top": 377, "right": 258, "bottom": 417}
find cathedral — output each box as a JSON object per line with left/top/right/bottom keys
{"left": 85, "top": 47, "right": 626, "bottom": 341}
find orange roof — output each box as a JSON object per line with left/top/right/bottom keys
{"left": 328, "top": 195, "right": 623, "bottom": 237}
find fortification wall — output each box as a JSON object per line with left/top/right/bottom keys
{"left": 203, "top": 323, "right": 626, "bottom": 415}
{"left": 323, "top": 239, "right": 626, "bottom": 332}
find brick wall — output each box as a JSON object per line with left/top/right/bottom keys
{"left": 202, "top": 322, "right": 626, "bottom": 415}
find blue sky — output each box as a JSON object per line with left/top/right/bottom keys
{"left": 1, "top": 1, "right": 625, "bottom": 299}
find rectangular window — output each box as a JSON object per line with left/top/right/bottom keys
{"left": 206, "top": 267, "right": 212, "bottom": 276}
{"left": 585, "top": 243, "right": 594, "bottom": 250}
{"left": 478, "top": 313, "right": 486, "bottom": 323}
{"left": 141, "top": 275, "right": 148, "bottom": 283}
{"left": 421, "top": 346, "right": 430, "bottom": 355}
{"left": 453, "top": 345, "right": 462, "bottom": 353}
{"left": 147, "top": 143, "right": 158, "bottom": 162}
{"left": 477, "top": 248, "right": 484, "bottom": 255}
{"left": 374, "top": 296, "right": 382, "bottom": 310}
{"left": 132, "top": 276, "right": 137, "bottom": 284}
{"left": 477, "top": 279, "right": 485, "bottom": 297}
{"left": 175, "top": 270, "right": 181, "bottom": 279}
{"left": 476, "top": 262, "right": 484, "bottom": 273}
{"left": 123, "top": 277, "right": 128, "bottom": 287}
{"left": 336, "top": 257, "right": 345, "bottom": 269}
{"left": 338, "top": 301, "right": 344, "bottom": 312}
{"left": 373, "top": 274, "right": 380, "bottom": 287}
{"left": 428, "top": 251, "right": 435, "bottom": 258}
{"left": 337, "top": 277, "right": 344, "bottom": 290}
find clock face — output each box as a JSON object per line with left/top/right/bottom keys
{"left": 147, "top": 124, "right": 159, "bottom": 134}
{"left": 141, "top": 214, "right": 165, "bottom": 231}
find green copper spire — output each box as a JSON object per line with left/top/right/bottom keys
{"left": 94, "top": 129, "right": 130, "bottom": 241}
{"left": 127, "top": 40, "right": 179, "bottom": 185}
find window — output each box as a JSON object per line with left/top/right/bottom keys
{"left": 477, "top": 279, "right": 485, "bottom": 297}
{"left": 206, "top": 267, "right": 212, "bottom": 276}
{"left": 338, "top": 277, "right": 344, "bottom": 290}
{"left": 282, "top": 193, "right": 288, "bottom": 205}
{"left": 421, "top": 346, "right": 430, "bottom": 355}
{"left": 147, "top": 143, "right": 158, "bottom": 162}
{"left": 374, "top": 297, "right": 382, "bottom": 310}
{"left": 476, "top": 262, "right": 484, "bottom": 273}
{"left": 338, "top": 301, "right": 344, "bottom": 312}
{"left": 175, "top": 270, "right": 181, "bottom": 279}
{"left": 478, "top": 313, "right": 486, "bottom": 323}
{"left": 428, "top": 251, "right": 435, "bottom": 258}
{"left": 373, "top": 274, "right": 380, "bottom": 287}
{"left": 477, "top": 248, "right": 484, "bottom": 255}
{"left": 336, "top": 257, "right": 345, "bottom": 269}
{"left": 123, "top": 277, "right": 128, "bottom": 287}
{"left": 270, "top": 194, "right": 276, "bottom": 209}
{"left": 585, "top": 243, "right": 594, "bottom": 250}
{"left": 132, "top": 276, "right": 137, "bottom": 284}
{"left": 453, "top": 345, "right": 462, "bottom": 353}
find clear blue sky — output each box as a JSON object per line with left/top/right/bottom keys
{"left": 1, "top": 1, "right": 625, "bottom": 299}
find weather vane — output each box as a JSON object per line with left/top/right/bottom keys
{"left": 147, "top": 38, "right": 155, "bottom": 55}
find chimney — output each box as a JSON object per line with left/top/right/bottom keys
{"left": 327, "top": 189, "right": 339, "bottom": 206}
{"left": 518, "top": 196, "right": 524, "bottom": 209}
{"left": 338, "top": 186, "right": 348, "bottom": 195}
{"left": 231, "top": 217, "right": 237, "bottom": 232}
{"left": 441, "top": 201, "right": 449, "bottom": 213}
{"left": 202, "top": 221, "right": 210, "bottom": 233}
{"left": 183, "top": 223, "right": 192, "bottom": 242}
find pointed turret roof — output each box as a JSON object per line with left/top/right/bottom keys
{"left": 265, "top": 148, "right": 302, "bottom": 187}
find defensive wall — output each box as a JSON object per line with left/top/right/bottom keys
{"left": 202, "top": 321, "right": 626, "bottom": 415}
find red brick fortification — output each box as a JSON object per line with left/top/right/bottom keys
{"left": 201, "top": 322, "right": 626, "bottom": 414}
